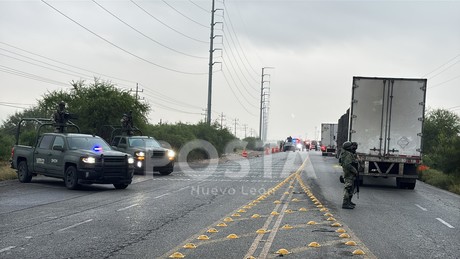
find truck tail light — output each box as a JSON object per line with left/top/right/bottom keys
{"left": 11, "top": 147, "right": 14, "bottom": 159}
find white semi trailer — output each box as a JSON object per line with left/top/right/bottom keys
{"left": 349, "top": 76, "right": 427, "bottom": 189}
{"left": 320, "top": 123, "right": 338, "bottom": 156}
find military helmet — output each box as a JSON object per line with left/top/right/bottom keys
{"left": 342, "top": 141, "right": 353, "bottom": 150}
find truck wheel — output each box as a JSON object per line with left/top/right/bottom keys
{"left": 64, "top": 166, "right": 79, "bottom": 190}
{"left": 18, "top": 160, "right": 32, "bottom": 183}
{"left": 113, "top": 183, "right": 129, "bottom": 189}
{"left": 159, "top": 170, "right": 173, "bottom": 176}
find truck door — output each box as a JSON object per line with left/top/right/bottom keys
{"left": 34, "top": 135, "right": 54, "bottom": 174}
{"left": 48, "top": 136, "right": 66, "bottom": 177}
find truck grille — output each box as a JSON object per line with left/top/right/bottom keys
{"left": 100, "top": 156, "right": 128, "bottom": 176}
{"left": 151, "top": 151, "right": 165, "bottom": 158}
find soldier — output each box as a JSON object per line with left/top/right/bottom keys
{"left": 340, "top": 141, "right": 358, "bottom": 209}
{"left": 53, "top": 101, "right": 66, "bottom": 133}
{"left": 121, "top": 111, "right": 134, "bottom": 135}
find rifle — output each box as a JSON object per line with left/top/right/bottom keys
{"left": 352, "top": 157, "right": 360, "bottom": 198}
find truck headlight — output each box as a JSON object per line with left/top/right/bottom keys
{"left": 167, "top": 150, "right": 176, "bottom": 160}
{"left": 128, "top": 157, "right": 135, "bottom": 164}
{"left": 82, "top": 157, "right": 96, "bottom": 164}
{"left": 135, "top": 151, "right": 145, "bottom": 160}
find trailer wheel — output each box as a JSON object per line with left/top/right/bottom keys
{"left": 18, "top": 160, "right": 32, "bottom": 183}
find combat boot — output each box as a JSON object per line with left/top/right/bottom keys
{"left": 349, "top": 196, "right": 356, "bottom": 207}
{"left": 342, "top": 199, "right": 354, "bottom": 209}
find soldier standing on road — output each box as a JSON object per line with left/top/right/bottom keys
{"left": 340, "top": 141, "right": 358, "bottom": 209}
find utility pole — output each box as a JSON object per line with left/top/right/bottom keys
{"left": 233, "top": 118, "right": 238, "bottom": 137}
{"left": 259, "top": 67, "right": 274, "bottom": 142}
{"left": 218, "top": 112, "right": 225, "bottom": 130}
{"left": 206, "top": 0, "right": 223, "bottom": 125}
{"left": 242, "top": 124, "right": 248, "bottom": 138}
{"left": 201, "top": 109, "right": 207, "bottom": 123}
{"left": 130, "top": 83, "right": 143, "bottom": 100}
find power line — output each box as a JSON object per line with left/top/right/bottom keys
{"left": 223, "top": 1, "right": 261, "bottom": 76}
{"left": 0, "top": 42, "right": 137, "bottom": 84}
{"left": 130, "top": 0, "right": 209, "bottom": 44}
{"left": 422, "top": 53, "right": 460, "bottom": 78}
{"left": 41, "top": 0, "right": 207, "bottom": 75}
{"left": 142, "top": 92, "right": 202, "bottom": 115}
{"left": 141, "top": 85, "right": 203, "bottom": 110}
{"left": 0, "top": 65, "right": 69, "bottom": 86}
{"left": 222, "top": 39, "right": 259, "bottom": 98}
{"left": 0, "top": 52, "right": 91, "bottom": 80}
{"left": 188, "top": 0, "right": 209, "bottom": 13}
{"left": 428, "top": 74, "right": 460, "bottom": 89}
{"left": 162, "top": 0, "right": 209, "bottom": 29}
{"left": 221, "top": 70, "right": 257, "bottom": 116}
{"left": 222, "top": 3, "right": 260, "bottom": 84}
{"left": 92, "top": 0, "right": 207, "bottom": 59}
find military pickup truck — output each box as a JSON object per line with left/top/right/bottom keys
{"left": 110, "top": 135, "right": 175, "bottom": 175}
{"left": 100, "top": 120, "right": 176, "bottom": 175}
{"left": 10, "top": 118, "right": 135, "bottom": 190}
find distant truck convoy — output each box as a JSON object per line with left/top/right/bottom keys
{"left": 346, "top": 76, "right": 427, "bottom": 189}
{"left": 10, "top": 118, "right": 134, "bottom": 190}
{"left": 336, "top": 109, "right": 349, "bottom": 158}
{"left": 320, "top": 123, "right": 338, "bottom": 156}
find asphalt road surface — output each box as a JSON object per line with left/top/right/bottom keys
{"left": 1, "top": 151, "right": 458, "bottom": 258}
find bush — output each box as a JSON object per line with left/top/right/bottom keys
{"left": 419, "top": 168, "right": 459, "bottom": 193}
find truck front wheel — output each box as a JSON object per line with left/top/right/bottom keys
{"left": 18, "top": 160, "right": 32, "bottom": 183}
{"left": 64, "top": 166, "right": 79, "bottom": 190}
{"left": 113, "top": 183, "right": 129, "bottom": 189}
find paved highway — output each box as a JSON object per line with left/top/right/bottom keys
{"left": 0, "top": 151, "right": 458, "bottom": 258}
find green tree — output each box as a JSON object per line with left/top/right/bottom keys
{"left": 37, "top": 78, "right": 150, "bottom": 134}
{"left": 423, "top": 109, "right": 460, "bottom": 176}
{"left": 0, "top": 78, "right": 150, "bottom": 155}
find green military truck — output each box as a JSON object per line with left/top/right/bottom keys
{"left": 10, "top": 118, "right": 135, "bottom": 190}
{"left": 102, "top": 125, "right": 175, "bottom": 175}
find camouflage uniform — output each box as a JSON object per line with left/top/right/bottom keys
{"left": 340, "top": 142, "right": 358, "bottom": 209}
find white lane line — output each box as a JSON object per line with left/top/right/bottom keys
{"left": 415, "top": 204, "right": 427, "bottom": 211}
{"left": 153, "top": 193, "right": 170, "bottom": 199}
{"left": 117, "top": 203, "right": 139, "bottom": 212}
{"left": 0, "top": 246, "right": 16, "bottom": 253}
{"left": 436, "top": 218, "right": 455, "bottom": 229}
{"left": 57, "top": 219, "right": 93, "bottom": 232}
{"left": 172, "top": 186, "right": 190, "bottom": 193}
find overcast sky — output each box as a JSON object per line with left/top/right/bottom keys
{"left": 1, "top": 0, "right": 459, "bottom": 141}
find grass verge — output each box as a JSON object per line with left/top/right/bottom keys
{"left": 419, "top": 168, "right": 460, "bottom": 195}
{"left": 0, "top": 162, "right": 17, "bottom": 181}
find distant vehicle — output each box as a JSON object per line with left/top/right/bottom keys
{"left": 348, "top": 76, "right": 426, "bottom": 189}
{"left": 101, "top": 125, "right": 175, "bottom": 175}
{"left": 292, "top": 138, "right": 303, "bottom": 151}
{"left": 283, "top": 141, "right": 295, "bottom": 152}
{"left": 282, "top": 137, "right": 296, "bottom": 152}
{"left": 320, "top": 123, "right": 338, "bottom": 156}
{"left": 310, "top": 140, "right": 318, "bottom": 151}
{"left": 10, "top": 118, "right": 134, "bottom": 190}
{"left": 110, "top": 135, "right": 175, "bottom": 175}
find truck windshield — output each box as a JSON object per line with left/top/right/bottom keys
{"left": 129, "top": 138, "right": 162, "bottom": 148}
{"left": 68, "top": 136, "right": 112, "bottom": 151}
